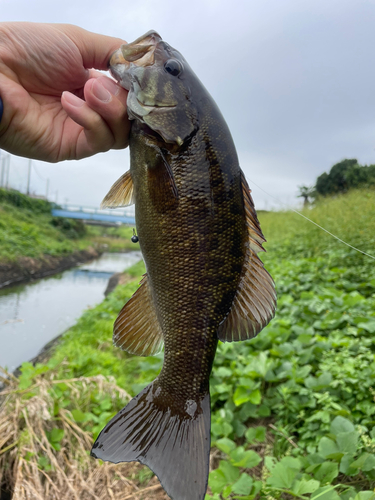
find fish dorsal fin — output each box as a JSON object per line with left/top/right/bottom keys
{"left": 217, "top": 172, "right": 277, "bottom": 342}
{"left": 101, "top": 171, "right": 134, "bottom": 208}
{"left": 241, "top": 172, "right": 267, "bottom": 253}
{"left": 113, "top": 274, "right": 164, "bottom": 356}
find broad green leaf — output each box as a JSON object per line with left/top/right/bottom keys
{"left": 219, "top": 461, "right": 241, "bottom": 483}
{"left": 230, "top": 449, "right": 261, "bottom": 469}
{"left": 292, "top": 478, "right": 320, "bottom": 495}
{"left": 318, "top": 437, "right": 339, "bottom": 458}
{"left": 330, "top": 416, "right": 355, "bottom": 435}
{"left": 358, "top": 321, "right": 375, "bottom": 333}
{"left": 311, "top": 485, "right": 340, "bottom": 500}
{"left": 233, "top": 387, "right": 251, "bottom": 406}
{"left": 47, "top": 428, "right": 64, "bottom": 443}
{"left": 350, "top": 452, "right": 375, "bottom": 472}
{"left": 222, "top": 484, "right": 232, "bottom": 498}
{"left": 248, "top": 389, "right": 261, "bottom": 405}
{"left": 314, "top": 461, "right": 339, "bottom": 484}
{"left": 336, "top": 431, "right": 358, "bottom": 454}
{"left": 216, "top": 438, "right": 236, "bottom": 455}
{"left": 208, "top": 469, "right": 227, "bottom": 494}
{"left": 71, "top": 409, "right": 86, "bottom": 423}
{"left": 266, "top": 462, "right": 298, "bottom": 489}
{"left": 353, "top": 493, "right": 375, "bottom": 500}
{"left": 245, "top": 426, "right": 266, "bottom": 443}
{"left": 339, "top": 453, "right": 357, "bottom": 475}
{"left": 280, "top": 456, "right": 302, "bottom": 470}
{"left": 231, "top": 473, "right": 253, "bottom": 495}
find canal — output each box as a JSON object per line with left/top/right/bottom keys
{"left": 0, "top": 251, "right": 142, "bottom": 372}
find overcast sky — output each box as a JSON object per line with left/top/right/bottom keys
{"left": 1, "top": 0, "right": 375, "bottom": 210}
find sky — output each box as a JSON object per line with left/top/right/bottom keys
{"left": 1, "top": 0, "right": 375, "bottom": 210}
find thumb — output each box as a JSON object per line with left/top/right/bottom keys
{"left": 56, "top": 24, "right": 127, "bottom": 71}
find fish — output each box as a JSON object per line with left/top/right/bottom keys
{"left": 91, "top": 30, "right": 276, "bottom": 500}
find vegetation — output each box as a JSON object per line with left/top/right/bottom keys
{"left": 313, "top": 159, "right": 375, "bottom": 198}
{"left": 1, "top": 188, "right": 375, "bottom": 499}
{"left": 0, "top": 188, "right": 138, "bottom": 264}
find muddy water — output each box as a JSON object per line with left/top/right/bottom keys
{"left": 0, "top": 252, "right": 142, "bottom": 372}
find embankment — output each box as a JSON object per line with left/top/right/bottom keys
{"left": 0, "top": 247, "right": 101, "bottom": 289}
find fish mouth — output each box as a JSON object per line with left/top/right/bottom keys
{"left": 109, "top": 30, "right": 161, "bottom": 90}
{"left": 136, "top": 97, "right": 176, "bottom": 109}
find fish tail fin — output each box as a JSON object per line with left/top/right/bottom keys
{"left": 91, "top": 381, "right": 211, "bottom": 500}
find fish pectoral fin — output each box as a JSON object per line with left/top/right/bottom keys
{"left": 101, "top": 170, "right": 134, "bottom": 208}
{"left": 113, "top": 274, "right": 164, "bottom": 356}
{"left": 217, "top": 170, "right": 277, "bottom": 342}
{"left": 147, "top": 148, "right": 179, "bottom": 210}
{"left": 91, "top": 382, "right": 211, "bottom": 500}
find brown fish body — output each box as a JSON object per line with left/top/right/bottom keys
{"left": 92, "top": 31, "right": 276, "bottom": 500}
{"left": 132, "top": 95, "right": 247, "bottom": 399}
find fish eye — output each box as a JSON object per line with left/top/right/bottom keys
{"left": 164, "top": 59, "right": 182, "bottom": 76}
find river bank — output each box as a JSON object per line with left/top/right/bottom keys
{"left": 1, "top": 189, "right": 375, "bottom": 499}
{"left": 0, "top": 251, "right": 143, "bottom": 372}
{"left": 0, "top": 247, "right": 101, "bottom": 289}
{"left": 0, "top": 187, "right": 139, "bottom": 289}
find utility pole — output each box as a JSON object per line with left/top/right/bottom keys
{"left": 5, "top": 155, "right": 10, "bottom": 189}
{"left": 26, "top": 159, "right": 32, "bottom": 195}
{"left": 46, "top": 179, "right": 50, "bottom": 200}
{"left": 0, "top": 154, "right": 6, "bottom": 188}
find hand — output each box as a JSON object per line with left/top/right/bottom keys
{"left": 0, "top": 22, "right": 130, "bottom": 162}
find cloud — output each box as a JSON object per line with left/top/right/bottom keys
{"left": 2, "top": 0, "right": 375, "bottom": 209}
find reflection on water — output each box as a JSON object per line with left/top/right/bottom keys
{"left": 0, "top": 252, "right": 142, "bottom": 371}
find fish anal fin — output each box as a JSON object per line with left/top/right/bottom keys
{"left": 113, "top": 274, "right": 163, "bottom": 356}
{"left": 217, "top": 170, "right": 277, "bottom": 342}
{"left": 101, "top": 171, "right": 134, "bottom": 208}
{"left": 91, "top": 382, "right": 211, "bottom": 500}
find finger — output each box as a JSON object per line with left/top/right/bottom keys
{"left": 84, "top": 76, "right": 130, "bottom": 149}
{"left": 58, "top": 24, "right": 126, "bottom": 71}
{"left": 0, "top": 96, "right": 3, "bottom": 124}
{"left": 61, "top": 91, "right": 116, "bottom": 158}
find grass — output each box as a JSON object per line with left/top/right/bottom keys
{"left": 259, "top": 188, "right": 375, "bottom": 259}
{"left": 0, "top": 188, "right": 139, "bottom": 264}
{"left": 1, "top": 188, "right": 375, "bottom": 499}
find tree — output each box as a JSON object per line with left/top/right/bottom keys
{"left": 315, "top": 159, "right": 358, "bottom": 196}
{"left": 297, "top": 185, "right": 315, "bottom": 207}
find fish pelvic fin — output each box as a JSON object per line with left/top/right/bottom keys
{"left": 113, "top": 274, "right": 164, "bottom": 356}
{"left": 91, "top": 382, "right": 211, "bottom": 500}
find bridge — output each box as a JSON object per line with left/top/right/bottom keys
{"left": 51, "top": 204, "right": 135, "bottom": 226}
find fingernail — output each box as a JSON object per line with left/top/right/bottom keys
{"left": 99, "top": 77, "right": 120, "bottom": 97}
{"left": 92, "top": 80, "right": 112, "bottom": 102}
{"left": 63, "top": 91, "right": 85, "bottom": 107}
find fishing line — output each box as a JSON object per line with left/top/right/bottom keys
{"left": 246, "top": 177, "right": 375, "bottom": 261}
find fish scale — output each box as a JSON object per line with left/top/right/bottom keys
{"left": 92, "top": 30, "right": 276, "bottom": 500}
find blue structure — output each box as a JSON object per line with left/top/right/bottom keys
{"left": 52, "top": 204, "right": 135, "bottom": 225}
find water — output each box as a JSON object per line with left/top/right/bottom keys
{"left": 0, "top": 252, "right": 142, "bottom": 372}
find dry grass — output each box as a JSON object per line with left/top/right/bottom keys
{"left": 0, "top": 368, "right": 169, "bottom": 500}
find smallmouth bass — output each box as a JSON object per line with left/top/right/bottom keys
{"left": 91, "top": 31, "right": 276, "bottom": 500}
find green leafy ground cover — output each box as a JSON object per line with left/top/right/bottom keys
{"left": 0, "top": 188, "right": 138, "bottom": 263}
{"left": 9, "top": 188, "right": 375, "bottom": 499}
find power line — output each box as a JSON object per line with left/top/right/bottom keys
{"left": 247, "top": 176, "right": 375, "bottom": 262}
